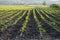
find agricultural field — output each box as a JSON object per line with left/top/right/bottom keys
{"left": 0, "top": 5, "right": 60, "bottom": 40}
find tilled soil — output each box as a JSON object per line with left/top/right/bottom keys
{"left": 0, "top": 9, "right": 60, "bottom": 40}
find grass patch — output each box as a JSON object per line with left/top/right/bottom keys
{"left": 0, "top": 5, "right": 35, "bottom": 10}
